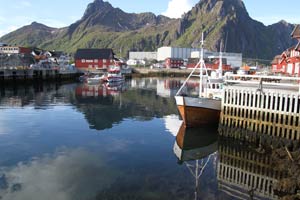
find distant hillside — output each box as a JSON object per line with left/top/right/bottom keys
{"left": 0, "top": 0, "right": 297, "bottom": 60}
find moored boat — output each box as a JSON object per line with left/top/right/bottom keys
{"left": 175, "top": 33, "right": 222, "bottom": 127}
{"left": 86, "top": 74, "right": 104, "bottom": 84}
{"left": 101, "top": 65, "right": 124, "bottom": 83}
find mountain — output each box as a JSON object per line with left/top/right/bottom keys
{"left": 0, "top": 22, "right": 59, "bottom": 47}
{"left": 173, "top": 0, "right": 296, "bottom": 59}
{"left": 0, "top": 0, "right": 297, "bottom": 60}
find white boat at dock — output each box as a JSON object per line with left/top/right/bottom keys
{"left": 86, "top": 74, "right": 104, "bottom": 84}
{"left": 102, "top": 66, "right": 124, "bottom": 83}
{"left": 175, "top": 33, "right": 223, "bottom": 127}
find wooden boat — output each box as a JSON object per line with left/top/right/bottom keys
{"left": 175, "top": 33, "right": 222, "bottom": 127}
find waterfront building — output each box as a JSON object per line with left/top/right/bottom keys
{"left": 156, "top": 46, "right": 242, "bottom": 69}
{"left": 157, "top": 47, "right": 200, "bottom": 61}
{"left": 272, "top": 24, "right": 300, "bottom": 76}
{"left": 0, "top": 45, "right": 31, "bottom": 55}
{"left": 129, "top": 51, "right": 157, "bottom": 61}
{"left": 74, "top": 48, "right": 116, "bottom": 71}
{"left": 164, "top": 58, "right": 184, "bottom": 68}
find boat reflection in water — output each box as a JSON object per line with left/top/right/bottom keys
{"left": 76, "top": 81, "right": 126, "bottom": 98}
{"left": 173, "top": 123, "right": 218, "bottom": 200}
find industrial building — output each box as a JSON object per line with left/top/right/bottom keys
{"left": 128, "top": 46, "right": 242, "bottom": 69}
{"left": 129, "top": 52, "right": 157, "bottom": 61}
{"left": 157, "top": 47, "right": 201, "bottom": 61}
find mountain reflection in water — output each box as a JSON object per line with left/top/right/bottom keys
{"left": 0, "top": 78, "right": 299, "bottom": 199}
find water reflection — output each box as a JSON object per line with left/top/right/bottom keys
{"left": 3, "top": 78, "right": 297, "bottom": 199}
{"left": 0, "top": 148, "right": 119, "bottom": 200}
{"left": 173, "top": 123, "right": 219, "bottom": 200}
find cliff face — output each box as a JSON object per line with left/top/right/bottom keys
{"left": 0, "top": 0, "right": 297, "bottom": 59}
{"left": 174, "top": 0, "right": 296, "bottom": 59}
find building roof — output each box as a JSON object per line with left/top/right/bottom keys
{"left": 75, "top": 48, "right": 115, "bottom": 60}
{"left": 291, "top": 24, "right": 300, "bottom": 39}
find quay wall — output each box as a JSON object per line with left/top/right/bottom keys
{"left": 132, "top": 68, "right": 190, "bottom": 77}
{"left": 0, "top": 69, "right": 81, "bottom": 83}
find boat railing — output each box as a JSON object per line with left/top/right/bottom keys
{"left": 224, "top": 74, "right": 300, "bottom": 93}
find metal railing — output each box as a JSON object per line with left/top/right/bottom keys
{"left": 224, "top": 74, "right": 300, "bottom": 93}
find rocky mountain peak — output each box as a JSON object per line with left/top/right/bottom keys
{"left": 82, "top": 0, "right": 113, "bottom": 19}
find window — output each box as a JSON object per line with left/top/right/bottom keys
{"left": 103, "top": 59, "right": 106, "bottom": 63}
{"left": 81, "top": 59, "right": 85, "bottom": 63}
{"left": 88, "top": 65, "right": 92, "bottom": 68}
{"left": 94, "top": 59, "right": 98, "bottom": 62}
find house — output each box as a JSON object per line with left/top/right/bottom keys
{"left": 165, "top": 58, "right": 184, "bottom": 68}
{"left": 272, "top": 25, "right": 300, "bottom": 76}
{"left": 74, "top": 48, "right": 116, "bottom": 71}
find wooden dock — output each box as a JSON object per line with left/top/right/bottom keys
{"left": 0, "top": 68, "right": 80, "bottom": 82}
{"left": 220, "top": 74, "right": 300, "bottom": 141}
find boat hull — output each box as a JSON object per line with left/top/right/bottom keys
{"left": 175, "top": 96, "right": 221, "bottom": 127}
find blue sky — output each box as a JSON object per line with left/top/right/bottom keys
{"left": 0, "top": 0, "right": 299, "bottom": 37}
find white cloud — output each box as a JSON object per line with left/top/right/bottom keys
{"left": 162, "top": 0, "right": 194, "bottom": 18}
{"left": 0, "top": 148, "right": 119, "bottom": 200}
{"left": 20, "top": 1, "right": 32, "bottom": 7}
{"left": 164, "top": 115, "right": 182, "bottom": 137}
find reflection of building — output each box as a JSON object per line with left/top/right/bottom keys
{"left": 156, "top": 79, "right": 181, "bottom": 97}
{"left": 217, "top": 139, "right": 284, "bottom": 200}
{"left": 156, "top": 79, "right": 199, "bottom": 98}
{"left": 75, "top": 83, "right": 124, "bottom": 97}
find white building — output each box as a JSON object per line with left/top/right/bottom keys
{"left": 129, "top": 46, "right": 242, "bottom": 68}
{"left": 157, "top": 47, "right": 201, "bottom": 61}
{"left": 129, "top": 52, "right": 157, "bottom": 61}
{"left": 191, "top": 50, "right": 242, "bottom": 69}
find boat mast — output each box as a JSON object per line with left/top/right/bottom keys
{"left": 199, "top": 33, "right": 204, "bottom": 98}
{"left": 218, "top": 41, "right": 223, "bottom": 79}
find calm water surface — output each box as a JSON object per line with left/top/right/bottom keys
{"left": 0, "top": 78, "right": 288, "bottom": 200}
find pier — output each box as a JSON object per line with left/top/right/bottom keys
{"left": 0, "top": 68, "right": 80, "bottom": 82}
{"left": 220, "top": 74, "right": 300, "bottom": 141}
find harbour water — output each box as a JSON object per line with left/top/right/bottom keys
{"left": 0, "top": 78, "right": 298, "bottom": 200}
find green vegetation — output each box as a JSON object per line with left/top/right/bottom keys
{"left": 0, "top": 0, "right": 296, "bottom": 60}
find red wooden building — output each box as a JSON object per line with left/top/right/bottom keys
{"left": 75, "top": 48, "right": 116, "bottom": 71}
{"left": 272, "top": 25, "right": 300, "bottom": 76}
{"left": 165, "top": 58, "right": 184, "bottom": 68}
{"left": 186, "top": 58, "right": 232, "bottom": 71}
